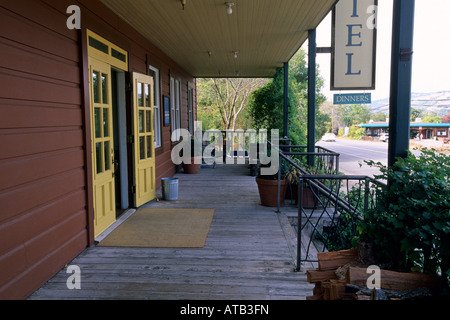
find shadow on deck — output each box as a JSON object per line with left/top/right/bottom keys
{"left": 29, "top": 164, "right": 315, "bottom": 300}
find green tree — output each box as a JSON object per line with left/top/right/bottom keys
{"left": 197, "top": 78, "right": 266, "bottom": 130}
{"left": 410, "top": 108, "right": 423, "bottom": 122}
{"left": 248, "top": 49, "right": 329, "bottom": 145}
{"left": 422, "top": 115, "right": 442, "bottom": 123}
{"left": 371, "top": 112, "right": 387, "bottom": 122}
{"left": 339, "top": 104, "right": 371, "bottom": 126}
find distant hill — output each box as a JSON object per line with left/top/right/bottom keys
{"left": 369, "top": 91, "right": 450, "bottom": 116}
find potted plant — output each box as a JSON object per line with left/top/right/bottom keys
{"left": 183, "top": 138, "right": 201, "bottom": 174}
{"left": 285, "top": 167, "right": 316, "bottom": 208}
{"left": 256, "top": 170, "right": 286, "bottom": 207}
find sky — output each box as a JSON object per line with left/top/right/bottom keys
{"left": 306, "top": 0, "right": 450, "bottom": 103}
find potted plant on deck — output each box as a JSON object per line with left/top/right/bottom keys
{"left": 256, "top": 169, "right": 286, "bottom": 207}
{"left": 183, "top": 138, "right": 201, "bottom": 174}
{"left": 285, "top": 167, "right": 316, "bottom": 208}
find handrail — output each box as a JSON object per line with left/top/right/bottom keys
{"left": 268, "top": 139, "right": 386, "bottom": 271}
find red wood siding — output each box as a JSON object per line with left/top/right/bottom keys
{"left": 0, "top": 0, "right": 88, "bottom": 300}
{"left": 0, "top": 0, "right": 196, "bottom": 299}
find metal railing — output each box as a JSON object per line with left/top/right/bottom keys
{"left": 295, "top": 174, "right": 385, "bottom": 271}
{"left": 269, "top": 139, "right": 386, "bottom": 271}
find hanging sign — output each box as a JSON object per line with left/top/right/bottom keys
{"left": 331, "top": 0, "right": 378, "bottom": 90}
{"left": 334, "top": 93, "right": 371, "bottom": 104}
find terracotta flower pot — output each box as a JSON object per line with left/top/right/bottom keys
{"left": 256, "top": 177, "right": 286, "bottom": 207}
{"left": 183, "top": 157, "right": 201, "bottom": 174}
{"left": 286, "top": 184, "right": 316, "bottom": 208}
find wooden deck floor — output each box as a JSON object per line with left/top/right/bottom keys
{"left": 29, "top": 164, "right": 315, "bottom": 300}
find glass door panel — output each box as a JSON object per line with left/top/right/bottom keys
{"left": 89, "top": 57, "right": 116, "bottom": 237}
{"left": 133, "top": 74, "right": 156, "bottom": 207}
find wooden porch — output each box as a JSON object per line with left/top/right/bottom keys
{"left": 29, "top": 164, "right": 314, "bottom": 300}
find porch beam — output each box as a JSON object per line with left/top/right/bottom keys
{"left": 307, "top": 29, "right": 317, "bottom": 166}
{"left": 388, "top": 0, "right": 415, "bottom": 168}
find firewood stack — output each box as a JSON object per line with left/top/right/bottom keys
{"left": 306, "top": 249, "right": 442, "bottom": 300}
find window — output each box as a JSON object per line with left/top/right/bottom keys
{"left": 87, "top": 30, "right": 128, "bottom": 72}
{"left": 149, "top": 66, "right": 161, "bottom": 148}
{"left": 188, "top": 87, "right": 194, "bottom": 135}
{"left": 170, "top": 77, "right": 181, "bottom": 141}
{"left": 136, "top": 80, "right": 153, "bottom": 161}
{"left": 437, "top": 129, "right": 448, "bottom": 137}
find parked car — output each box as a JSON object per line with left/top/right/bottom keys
{"left": 321, "top": 133, "right": 336, "bottom": 142}
{"left": 379, "top": 133, "right": 389, "bottom": 142}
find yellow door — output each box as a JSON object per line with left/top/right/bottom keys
{"left": 89, "top": 58, "right": 116, "bottom": 237}
{"left": 132, "top": 73, "right": 156, "bottom": 207}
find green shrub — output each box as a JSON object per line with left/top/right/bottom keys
{"left": 359, "top": 149, "right": 450, "bottom": 293}
{"left": 348, "top": 126, "right": 365, "bottom": 139}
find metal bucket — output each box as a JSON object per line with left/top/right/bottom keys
{"left": 161, "top": 178, "right": 179, "bottom": 201}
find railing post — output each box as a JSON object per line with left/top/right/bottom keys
{"left": 336, "top": 154, "right": 340, "bottom": 174}
{"left": 283, "top": 62, "right": 289, "bottom": 139}
{"left": 277, "top": 150, "right": 281, "bottom": 213}
{"left": 364, "top": 178, "right": 370, "bottom": 213}
{"left": 307, "top": 29, "right": 317, "bottom": 167}
{"left": 296, "top": 177, "right": 304, "bottom": 272}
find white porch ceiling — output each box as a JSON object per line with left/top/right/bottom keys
{"left": 100, "top": 0, "right": 337, "bottom": 78}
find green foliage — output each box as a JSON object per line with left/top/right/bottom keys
{"left": 196, "top": 78, "right": 267, "bottom": 130}
{"left": 371, "top": 112, "right": 387, "bottom": 122}
{"left": 422, "top": 116, "right": 443, "bottom": 124}
{"left": 359, "top": 149, "right": 450, "bottom": 291}
{"left": 248, "top": 49, "right": 328, "bottom": 145}
{"left": 322, "top": 181, "right": 371, "bottom": 252}
{"left": 322, "top": 208, "right": 360, "bottom": 252}
{"left": 197, "top": 103, "right": 223, "bottom": 130}
{"left": 348, "top": 126, "right": 365, "bottom": 140}
{"left": 249, "top": 68, "right": 305, "bottom": 145}
{"left": 340, "top": 104, "right": 371, "bottom": 126}
{"left": 410, "top": 108, "right": 423, "bottom": 122}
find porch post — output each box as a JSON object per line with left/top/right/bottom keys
{"left": 283, "top": 61, "right": 289, "bottom": 139}
{"left": 388, "top": 0, "right": 415, "bottom": 168}
{"left": 307, "top": 29, "right": 317, "bottom": 166}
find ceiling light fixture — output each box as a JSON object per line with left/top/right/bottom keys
{"left": 225, "top": 2, "right": 235, "bottom": 15}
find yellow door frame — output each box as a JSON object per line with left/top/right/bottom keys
{"left": 88, "top": 57, "right": 116, "bottom": 237}
{"left": 132, "top": 73, "right": 156, "bottom": 207}
{"left": 87, "top": 30, "right": 129, "bottom": 237}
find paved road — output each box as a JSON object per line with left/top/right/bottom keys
{"left": 317, "top": 138, "right": 388, "bottom": 177}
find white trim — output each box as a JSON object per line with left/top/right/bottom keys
{"left": 170, "top": 76, "right": 181, "bottom": 141}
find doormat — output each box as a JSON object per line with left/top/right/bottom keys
{"left": 98, "top": 208, "right": 215, "bottom": 248}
